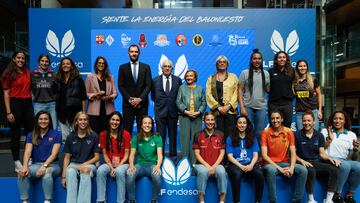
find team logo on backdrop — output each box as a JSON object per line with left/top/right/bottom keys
{"left": 209, "top": 34, "right": 222, "bottom": 47}
{"left": 154, "top": 34, "right": 170, "bottom": 47}
{"left": 121, "top": 33, "right": 131, "bottom": 48}
{"left": 95, "top": 35, "right": 104, "bottom": 45}
{"left": 46, "top": 30, "right": 75, "bottom": 58}
{"left": 270, "top": 30, "right": 299, "bottom": 56}
{"left": 106, "top": 35, "right": 114, "bottom": 46}
{"left": 158, "top": 54, "right": 188, "bottom": 80}
{"left": 175, "top": 34, "right": 187, "bottom": 47}
{"left": 192, "top": 34, "right": 204, "bottom": 46}
{"left": 162, "top": 157, "right": 191, "bottom": 186}
{"left": 228, "top": 34, "right": 249, "bottom": 46}
{"left": 138, "top": 34, "right": 147, "bottom": 48}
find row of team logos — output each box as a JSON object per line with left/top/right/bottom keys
{"left": 95, "top": 33, "right": 250, "bottom": 48}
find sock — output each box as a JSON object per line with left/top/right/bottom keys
{"left": 326, "top": 191, "right": 334, "bottom": 201}
{"left": 308, "top": 194, "right": 315, "bottom": 201}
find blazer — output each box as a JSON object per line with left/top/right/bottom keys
{"left": 85, "top": 73, "right": 117, "bottom": 116}
{"left": 118, "top": 62, "right": 152, "bottom": 108}
{"left": 151, "top": 74, "right": 182, "bottom": 119}
{"left": 176, "top": 84, "right": 206, "bottom": 115}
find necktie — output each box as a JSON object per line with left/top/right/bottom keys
{"left": 132, "top": 63, "right": 137, "bottom": 82}
{"left": 165, "top": 76, "right": 170, "bottom": 94}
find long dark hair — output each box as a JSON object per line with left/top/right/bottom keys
{"left": 137, "top": 115, "right": 157, "bottom": 142}
{"left": 94, "top": 56, "right": 111, "bottom": 81}
{"left": 32, "top": 111, "right": 53, "bottom": 145}
{"left": 273, "top": 51, "right": 293, "bottom": 77}
{"left": 230, "top": 115, "right": 254, "bottom": 148}
{"left": 56, "top": 57, "right": 80, "bottom": 83}
{"left": 248, "top": 48, "right": 266, "bottom": 96}
{"left": 105, "top": 111, "right": 124, "bottom": 152}
{"left": 1, "top": 51, "right": 27, "bottom": 86}
{"left": 37, "top": 54, "right": 51, "bottom": 65}
{"left": 327, "top": 110, "right": 352, "bottom": 131}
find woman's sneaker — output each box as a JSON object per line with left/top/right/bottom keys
{"left": 14, "top": 160, "right": 22, "bottom": 173}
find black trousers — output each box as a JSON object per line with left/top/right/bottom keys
{"left": 9, "top": 98, "right": 34, "bottom": 161}
{"left": 268, "top": 102, "right": 293, "bottom": 128}
{"left": 156, "top": 115, "right": 177, "bottom": 156}
{"left": 123, "top": 105, "right": 148, "bottom": 136}
{"left": 306, "top": 160, "right": 339, "bottom": 193}
{"left": 215, "top": 113, "right": 237, "bottom": 138}
{"left": 227, "top": 164, "right": 264, "bottom": 202}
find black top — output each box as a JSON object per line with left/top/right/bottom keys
{"left": 268, "top": 67, "right": 294, "bottom": 105}
{"left": 98, "top": 78, "right": 106, "bottom": 116}
{"left": 31, "top": 70, "right": 58, "bottom": 103}
{"left": 216, "top": 81, "right": 224, "bottom": 106}
{"left": 293, "top": 78, "right": 319, "bottom": 112}
{"left": 295, "top": 129, "right": 325, "bottom": 161}
{"left": 63, "top": 131, "right": 101, "bottom": 163}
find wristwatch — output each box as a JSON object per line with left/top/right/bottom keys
{"left": 43, "top": 163, "right": 48, "bottom": 168}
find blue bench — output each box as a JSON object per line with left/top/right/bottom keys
{"left": 1, "top": 176, "right": 359, "bottom": 203}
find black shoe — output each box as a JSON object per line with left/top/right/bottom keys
{"left": 129, "top": 200, "right": 136, "bottom": 203}
{"left": 333, "top": 194, "right": 344, "bottom": 203}
{"left": 344, "top": 195, "right": 356, "bottom": 203}
{"left": 150, "top": 200, "right": 157, "bottom": 203}
{"left": 292, "top": 199, "right": 301, "bottom": 203}
{"left": 269, "top": 201, "right": 276, "bottom": 203}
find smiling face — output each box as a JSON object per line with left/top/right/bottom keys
{"left": 13, "top": 52, "right": 25, "bottom": 68}
{"left": 276, "top": 52, "right": 287, "bottom": 67}
{"left": 38, "top": 113, "right": 50, "bottom": 130}
{"left": 333, "top": 112, "right": 345, "bottom": 131}
{"left": 204, "top": 114, "right": 216, "bottom": 131}
{"left": 76, "top": 113, "right": 89, "bottom": 131}
{"left": 96, "top": 58, "right": 105, "bottom": 72}
{"left": 302, "top": 114, "right": 314, "bottom": 132}
{"left": 185, "top": 71, "right": 196, "bottom": 85}
{"left": 270, "top": 112, "right": 283, "bottom": 130}
{"left": 251, "top": 53, "right": 262, "bottom": 69}
{"left": 236, "top": 117, "right": 247, "bottom": 134}
{"left": 109, "top": 114, "right": 121, "bottom": 131}
{"left": 141, "top": 117, "right": 153, "bottom": 134}
{"left": 61, "top": 59, "right": 72, "bottom": 73}
{"left": 296, "top": 61, "right": 308, "bottom": 76}
{"left": 39, "top": 56, "right": 50, "bottom": 70}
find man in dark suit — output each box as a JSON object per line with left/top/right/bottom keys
{"left": 118, "top": 44, "right": 152, "bottom": 135}
{"left": 151, "top": 59, "right": 182, "bottom": 156}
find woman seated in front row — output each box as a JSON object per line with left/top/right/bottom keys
{"left": 18, "top": 111, "right": 61, "bottom": 203}
{"left": 193, "top": 112, "right": 227, "bottom": 203}
{"left": 61, "top": 111, "right": 100, "bottom": 203}
{"left": 126, "top": 115, "right": 163, "bottom": 203}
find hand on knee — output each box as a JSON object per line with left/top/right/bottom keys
{"left": 79, "top": 166, "right": 91, "bottom": 174}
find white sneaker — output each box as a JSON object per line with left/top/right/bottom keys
{"left": 14, "top": 160, "right": 23, "bottom": 173}
{"left": 308, "top": 200, "right": 318, "bottom": 203}
{"left": 44, "top": 200, "right": 51, "bottom": 203}
{"left": 323, "top": 199, "right": 334, "bottom": 203}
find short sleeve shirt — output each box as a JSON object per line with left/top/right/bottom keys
{"left": 295, "top": 129, "right": 324, "bottom": 161}
{"left": 321, "top": 128, "right": 357, "bottom": 160}
{"left": 131, "top": 134, "right": 163, "bottom": 165}
{"left": 2, "top": 68, "right": 32, "bottom": 98}
{"left": 99, "top": 130, "right": 131, "bottom": 162}
{"left": 26, "top": 129, "right": 62, "bottom": 162}
{"left": 261, "top": 127, "right": 295, "bottom": 163}
{"left": 226, "top": 136, "right": 259, "bottom": 165}
{"left": 63, "top": 132, "right": 101, "bottom": 163}
{"left": 192, "top": 130, "right": 225, "bottom": 165}
{"left": 293, "top": 78, "right": 319, "bottom": 112}
{"left": 239, "top": 69, "right": 270, "bottom": 109}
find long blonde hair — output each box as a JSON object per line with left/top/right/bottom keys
{"left": 73, "top": 111, "right": 93, "bottom": 135}
{"left": 293, "top": 59, "right": 314, "bottom": 93}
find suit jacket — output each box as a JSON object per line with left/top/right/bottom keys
{"left": 118, "top": 62, "right": 152, "bottom": 108}
{"left": 151, "top": 74, "right": 182, "bottom": 119}
{"left": 85, "top": 73, "right": 117, "bottom": 116}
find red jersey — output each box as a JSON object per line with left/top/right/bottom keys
{"left": 99, "top": 130, "right": 131, "bottom": 163}
{"left": 2, "top": 68, "right": 31, "bottom": 98}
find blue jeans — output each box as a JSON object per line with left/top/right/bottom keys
{"left": 246, "top": 107, "right": 266, "bottom": 139}
{"left": 194, "top": 164, "right": 227, "bottom": 194}
{"left": 34, "top": 101, "right": 58, "bottom": 130}
{"left": 296, "top": 109, "right": 319, "bottom": 131}
{"left": 66, "top": 163, "right": 97, "bottom": 203}
{"left": 96, "top": 163, "right": 129, "bottom": 203}
{"left": 263, "top": 162, "right": 307, "bottom": 201}
{"left": 126, "top": 164, "right": 162, "bottom": 201}
{"left": 17, "top": 162, "right": 60, "bottom": 200}
{"left": 336, "top": 159, "right": 360, "bottom": 193}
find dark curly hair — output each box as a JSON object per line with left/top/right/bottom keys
{"left": 230, "top": 115, "right": 255, "bottom": 148}
{"left": 326, "top": 110, "right": 352, "bottom": 131}
{"left": 273, "top": 51, "right": 293, "bottom": 78}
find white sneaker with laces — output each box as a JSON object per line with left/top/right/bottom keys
{"left": 14, "top": 160, "right": 23, "bottom": 173}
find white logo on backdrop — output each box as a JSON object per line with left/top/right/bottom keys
{"left": 46, "top": 30, "right": 75, "bottom": 58}
{"left": 162, "top": 157, "right": 192, "bottom": 186}
{"left": 158, "top": 54, "right": 188, "bottom": 80}
{"left": 270, "top": 30, "right": 299, "bottom": 56}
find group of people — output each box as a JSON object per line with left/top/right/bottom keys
{"left": 0, "top": 45, "right": 359, "bottom": 203}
